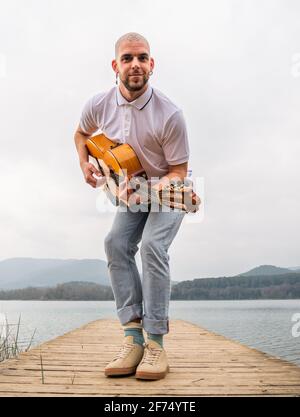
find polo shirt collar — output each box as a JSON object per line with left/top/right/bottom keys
{"left": 116, "top": 84, "right": 153, "bottom": 110}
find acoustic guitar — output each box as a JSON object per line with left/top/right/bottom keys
{"left": 86, "top": 133, "right": 200, "bottom": 213}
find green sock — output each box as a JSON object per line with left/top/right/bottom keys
{"left": 124, "top": 328, "right": 145, "bottom": 346}
{"left": 147, "top": 333, "right": 163, "bottom": 348}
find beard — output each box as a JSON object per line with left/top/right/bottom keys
{"left": 121, "top": 73, "right": 150, "bottom": 92}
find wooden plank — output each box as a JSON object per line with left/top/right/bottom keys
{"left": 0, "top": 319, "right": 299, "bottom": 397}
{"left": 0, "top": 383, "right": 300, "bottom": 396}
{"left": 0, "top": 376, "right": 300, "bottom": 387}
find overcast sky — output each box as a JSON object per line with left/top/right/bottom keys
{"left": 0, "top": 0, "right": 300, "bottom": 281}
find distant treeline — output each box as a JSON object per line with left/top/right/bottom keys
{"left": 0, "top": 282, "right": 114, "bottom": 301}
{"left": 0, "top": 273, "right": 300, "bottom": 300}
{"left": 171, "top": 272, "right": 300, "bottom": 300}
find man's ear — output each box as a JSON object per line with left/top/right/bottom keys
{"left": 112, "top": 59, "right": 118, "bottom": 74}
{"left": 150, "top": 57, "right": 155, "bottom": 71}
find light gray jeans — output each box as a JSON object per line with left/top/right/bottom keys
{"left": 104, "top": 203, "right": 185, "bottom": 335}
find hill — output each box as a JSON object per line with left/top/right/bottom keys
{"left": 0, "top": 258, "right": 109, "bottom": 289}
{"left": 238, "top": 265, "right": 292, "bottom": 277}
{"left": 0, "top": 257, "right": 179, "bottom": 290}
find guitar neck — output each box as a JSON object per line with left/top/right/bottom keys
{"left": 94, "top": 161, "right": 196, "bottom": 213}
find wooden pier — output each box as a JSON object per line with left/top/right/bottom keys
{"left": 0, "top": 319, "right": 299, "bottom": 396}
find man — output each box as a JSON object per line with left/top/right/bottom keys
{"left": 74, "top": 32, "right": 190, "bottom": 380}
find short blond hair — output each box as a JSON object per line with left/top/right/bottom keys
{"left": 115, "top": 32, "right": 150, "bottom": 58}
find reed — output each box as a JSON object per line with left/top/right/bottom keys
{"left": 0, "top": 314, "right": 36, "bottom": 362}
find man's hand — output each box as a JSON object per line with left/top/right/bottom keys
{"left": 117, "top": 176, "right": 139, "bottom": 205}
{"left": 80, "top": 161, "right": 103, "bottom": 188}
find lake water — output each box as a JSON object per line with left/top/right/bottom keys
{"left": 0, "top": 299, "right": 299, "bottom": 366}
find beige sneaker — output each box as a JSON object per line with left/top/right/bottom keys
{"left": 135, "top": 339, "right": 169, "bottom": 380}
{"left": 104, "top": 322, "right": 144, "bottom": 377}
{"left": 104, "top": 335, "right": 144, "bottom": 376}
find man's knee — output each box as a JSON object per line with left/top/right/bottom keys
{"left": 141, "top": 238, "right": 168, "bottom": 262}
{"left": 104, "top": 232, "right": 138, "bottom": 259}
{"left": 104, "top": 232, "right": 121, "bottom": 259}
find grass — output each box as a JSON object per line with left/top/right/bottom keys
{"left": 0, "top": 314, "right": 36, "bottom": 362}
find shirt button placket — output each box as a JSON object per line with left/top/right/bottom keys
{"left": 124, "top": 105, "right": 131, "bottom": 141}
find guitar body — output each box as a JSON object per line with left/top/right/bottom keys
{"left": 86, "top": 134, "right": 146, "bottom": 180}
{"left": 86, "top": 133, "right": 200, "bottom": 213}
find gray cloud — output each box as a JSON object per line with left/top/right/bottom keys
{"left": 0, "top": 0, "right": 299, "bottom": 280}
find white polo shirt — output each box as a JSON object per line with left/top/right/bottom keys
{"left": 79, "top": 84, "right": 190, "bottom": 179}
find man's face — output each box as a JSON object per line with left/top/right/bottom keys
{"left": 112, "top": 41, "right": 154, "bottom": 92}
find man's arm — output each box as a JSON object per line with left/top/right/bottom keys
{"left": 152, "top": 162, "right": 188, "bottom": 191}
{"left": 74, "top": 125, "right": 101, "bottom": 188}
{"left": 74, "top": 125, "right": 90, "bottom": 165}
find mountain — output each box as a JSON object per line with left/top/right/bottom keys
{"left": 238, "top": 265, "right": 292, "bottom": 277}
{"left": 0, "top": 258, "right": 178, "bottom": 290}
{"left": 288, "top": 266, "right": 300, "bottom": 271}
{"left": 0, "top": 258, "right": 109, "bottom": 289}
